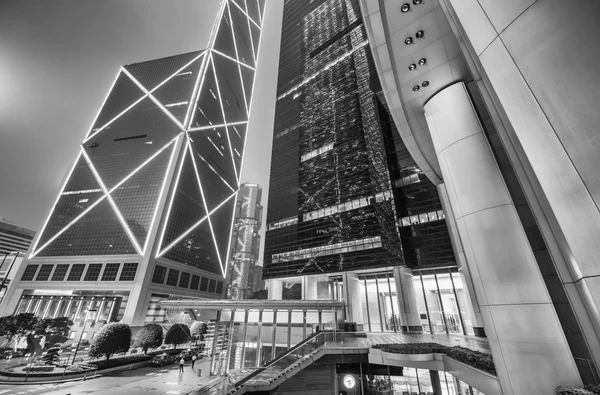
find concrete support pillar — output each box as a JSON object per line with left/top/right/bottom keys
{"left": 438, "top": 183, "right": 485, "bottom": 336}
{"left": 268, "top": 279, "right": 283, "bottom": 300}
{"left": 301, "top": 276, "right": 317, "bottom": 300}
{"left": 393, "top": 267, "right": 422, "bottom": 332}
{"left": 429, "top": 370, "right": 442, "bottom": 395}
{"left": 424, "top": 82, "right": 581, "bottom": 394}
{"left": 343, "top": 272, "right": 364, "bottom": 326}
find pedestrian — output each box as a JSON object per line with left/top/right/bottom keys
{"left": 191, "top": 354, "right": 197, "bottom": 369}
{"left": 179, "top": 358, "right": 185, "bottom": 373}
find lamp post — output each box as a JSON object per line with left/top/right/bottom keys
{"left": 70, "top": 308, "right": 97, "bottom": 365}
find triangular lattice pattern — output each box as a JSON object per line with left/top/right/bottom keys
{"left": 33, "top": 0, "right": 266, "bottom": 277}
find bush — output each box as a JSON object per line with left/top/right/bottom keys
{"left": 89, "top": 323, "right": 131, "bottom": 362}
{"left": 373, "top": 343, "right": 448, "bottom": 354}
{"left": 165, "top": 324, "right": 191, "bottom": 349}
{"left": 343, "top": 322, "right": 357, "bottom": 332}
{"left": 556, "top": 385, "right": 600, "bottom": 395}
{"left": 23, "top": 366, "right": 55, "bottom": 372}
{"left": 372, "top": 342, "right": 496, "bottom": 376}
{"left": 190, "top": 321, "right": 208, "bottom": 341}
{"left": 134, "top": 324, "right": 163, "bottom": 355}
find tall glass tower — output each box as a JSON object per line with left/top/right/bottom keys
{"left": 264, "top": 0, "right": 404, "bottom": 279}
{"left": 0, "top": 0, "right": 266, "bottom": 330}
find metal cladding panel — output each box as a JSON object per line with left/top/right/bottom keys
{"left": 124, "top": 50, "right": 204, "bottom": 92}
{"left": 213, "top": 2, "right": 238, "bottom": 61}
{"left": 212, "top": 53, "right": 248, "bottom": 124}
{"left": 88, "top": 72, "right": 146, "bottom": 136}
{"left": 110, "top": 143, "right": 174, "bottom": 248}
{"left": 151, "top": 55, "right": 205, "bottom": 123}
{"left": 190, "top": 59, "right": 224, "bottom": 129}
{"left": 228, "top": 123, "right": 246, "bottom": 175}
{"left": 163, "top": 218, "right": 222, "bottom": 276}
{"left": 229, "top": 2, "right": 256, "bottom": 68}
{"left": 84, "top": 96, "right": 182, "bottom": 190}
{"left": 35, "top": 156, "right": 104, "bottom": 249}
{"left": 37, "top": 198, "right": 136, "bottom": 257}
{"left": 161, "top": 147, "right": 208, "bottom": 250}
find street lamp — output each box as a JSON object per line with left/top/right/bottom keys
{"left": 70, "top": 309, "right": 97, "bottom": 365}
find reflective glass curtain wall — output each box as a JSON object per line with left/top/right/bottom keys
{"left": 264, "top": 0, "right": 403, "bottom": 279}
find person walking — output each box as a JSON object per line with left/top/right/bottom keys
{"left": 191, "top": 354, "right": 197, "bottom": 369}
{"left": 179, "top": 358, "right": 185, "bottom": 373}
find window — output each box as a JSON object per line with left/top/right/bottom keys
{"left": 84, "top": 264, "right": 103, "bottom": 281}
{"left": 179, "top": 272, "right": 190, "bottom": 288}
{"left": 51, "top": 264, "right": 69, "bottom": 281}
{"left": 21, "top": 265, "right": 39, "bottom": 281}
{"left": 101, "top": 263, "right": 121, "bottom": 281}
{"left": 208, "top": 279, "right": 216, "bottom": 293}
{"left": 119, "top": 263, "right": 138, "bottom": 281}
{"left": 216, "top": 281, "right": 223, "bottom": 294}
{"left": 69, "top": 332, "right": 76, "bottom": 339}
{"left": 35, "top": 265, "right": 53, "bottom": 281}
{"left": 166, "top": 269, "right": 180, "bottom": 286}
{"left": 152, "top": 265, "right": 167, "bottom": 284}
{"left": 67, "top": 264, "right": 86, "bottom": 281}
{"left": 200, "top": 277, "right": 209, "bottom": 292}
{"left": 190, "top": 275, "right": 200, "bottom": 290}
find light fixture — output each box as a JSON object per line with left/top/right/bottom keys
{"left": 418, "top": 58, "right": 427, "bottom": 66}
{"left": 405, "top": 37, "right": 413, "bottom": 45}
{"left": 401, "top": 3, "right": 410, "bottom": 12}
{"left": 413, "top": 0, "right": 422, "bottom": 4}
{"left": 422, "top": 81, "right": 429, "bottom": 87}
{"left": 413, "top": 86, "right": 420, "bottom": 91}
{"left": 408, "top": 64, "right": 417, "bottom": 71}
{"left": 416, "top": 30, "right": 424, "bottom": 39}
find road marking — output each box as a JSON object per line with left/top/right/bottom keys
{"left": 0, "top": 390, "right": 11, "bottom": 394}
{"left": 165, "top": 391, "right": 181, "bottom": 394}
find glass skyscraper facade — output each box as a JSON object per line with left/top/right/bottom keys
{"left": 265, "top": 0, "right": 404, "bottom": 279}
{"left": 264, "top": 0, "right": 455, "bottom": 279}
{"left": 0, "top": 0, "right": 266, "bottom": 331}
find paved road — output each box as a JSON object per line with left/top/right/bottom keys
{"left": 0, "top": 360, "right": 217, "bottom": 395}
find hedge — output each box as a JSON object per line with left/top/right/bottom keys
{"left": 372, "top": 342, "right": 496, "bottom": 376}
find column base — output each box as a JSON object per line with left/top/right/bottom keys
{"left": 473, "top": 326, "right": 486, "bottom": 337}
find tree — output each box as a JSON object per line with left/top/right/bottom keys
{"left": 89, "top": 323, "right": 131, "bottom": 362}
{"left": 0, "top": 313, "right": 40, "bottom": 351}
{"left": 164, "top": 324, "right": 191, "bottom": 349}
{"left": 134, "top": 324, "right": 163, "bottom": 355}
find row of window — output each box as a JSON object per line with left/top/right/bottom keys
{"left": 399, "top": 210, "right": 445, "bottom": 228}
{"left": 302, "top": 190, "right": 394, "bottom": 222}
{"left": 267, "top": 216, "right": 298, "bottom": 231}
{"left": 151, "top": 265, "right": 223, "bottom": 294}
{"left": 271, "top": 236, "right": 383, "bottom": 263}
{"left": 300, "top": 142, "right": 333, "bottom": 162}
{"left": 21, "top": 262, "right": 138, "bottom": 282}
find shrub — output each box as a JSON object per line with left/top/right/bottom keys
{"left": 556, "top": 387, "right": 595, "bottom": 395}
{"left": 372, "top": 342, "right": 496, "bottom": 376}
{"left": 90, "top": 354, "right": 152, "bottom": 370}
{"left": 165, "top": 324, "right": 191, "bottom": 349}
{"left": 134, "top": 324, "right": 163, "bottom": 355}
{"left": 343, "top": 322, "right": 357, "bottom": 332}
{"left": 41, "top": 347, "right": 61, "bottom": 365}
{"left": 89, "top": 323, "right": 131, "bottom": 362}
{"left": 190, "top": 321, "right": 208, "bottom": 341}
{"left": 23, "top": 366, "right": 55, "bottom": 372}
{"left": 585, "top": 384, "right": 600, "bottom": 395}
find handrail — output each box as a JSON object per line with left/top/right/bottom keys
{"left": 233, "top": 331, "right": 323, "bottom": 388}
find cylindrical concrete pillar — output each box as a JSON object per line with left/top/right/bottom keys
{"left": 302, "top": 276, "right": 318, "bottom": 300}
{"left": 393, "top": 267, "right": 422, "bottom": 332}
{"left": 268, "top": 279, "right": 283, "bottom": 300}
{"left": 424, "top": 82, "right": 581, "bottom": 394}
{"left": 438, "top": 183, "right": 484, "bottom": 337}
{"left": 343, "top": 272, "right": 364, "bottom": 327}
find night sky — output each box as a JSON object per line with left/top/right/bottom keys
{"left": 0, "top": 0, "right": 283, "bottom": 262}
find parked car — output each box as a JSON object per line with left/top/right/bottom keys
{"left": 149, "top": 354, "right": 174, "bottom": 367}
{"left": 176, "top": 350, "right": 200, "bottom": 361}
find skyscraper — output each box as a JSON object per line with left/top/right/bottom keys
{"left": 0, "top": 218, "right": 35, "bottom": 255}
{"left": 0, "top": 0, "right": 266, "bottom": 332}
{"left": 226, "top": 182, "right": 263, "bottom": 299}
{"left": 264, "top": 0, "right": 460, "bottom": 332}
